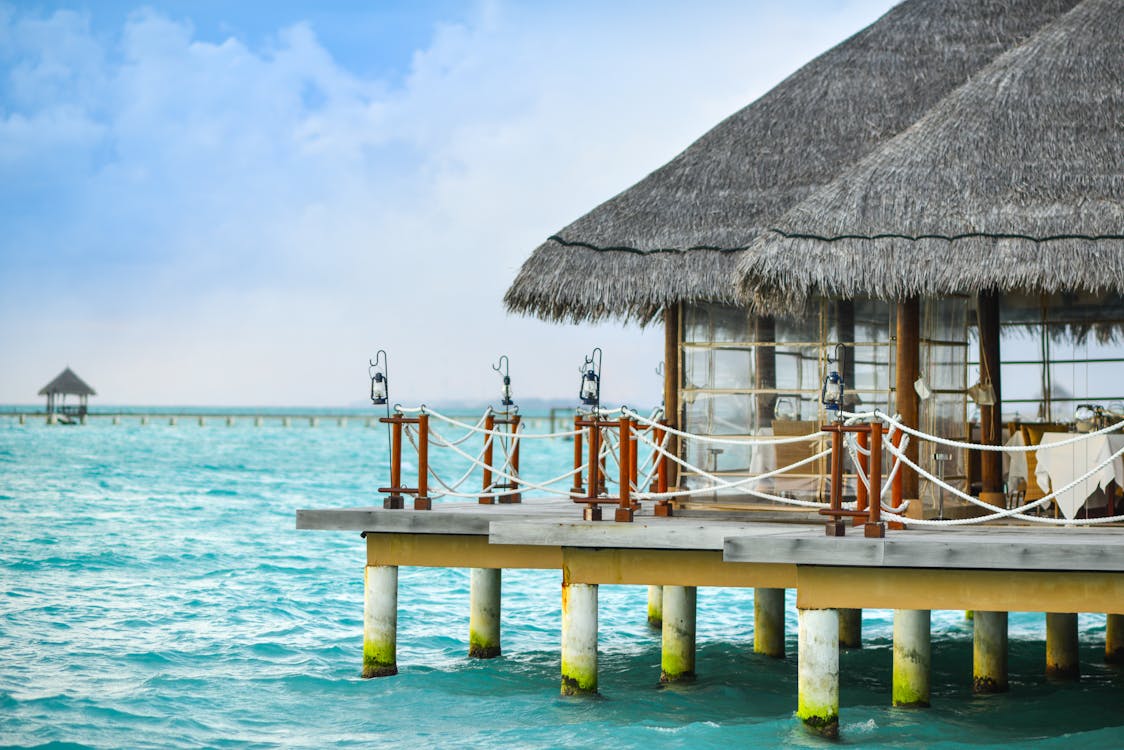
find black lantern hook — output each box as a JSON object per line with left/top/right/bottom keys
{"left": 492, "top": 355, "right": 514, "bottom": 408}
{"left": 369, "top": 349, "right": 389, "bottom": 406}
{"left": 578, "top": 347, "right": 603, "bottom": 410}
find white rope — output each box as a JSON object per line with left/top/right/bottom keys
{"left": 419, "top": 406, "right": 582, "bottom": 439}
{"left": 423, "top": 422, "right": 584, "bottom": 497}
{"left": 623, "top": 407, "right": 827, "bottom": 446}
{"left": 632, "top": 427, "right": 835, "bottom": 508}
{"left": 882, "top": 430, "right": 1124, "bottom": 526}
{"left": 404, "top": 424, "right": 482, "bottom": 496}
{"left": 876, "top": 409, "right": 1124, "bottom": 453}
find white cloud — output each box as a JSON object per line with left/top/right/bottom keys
{"left": 0, "top": 1, "right": 897, "bottom": 406}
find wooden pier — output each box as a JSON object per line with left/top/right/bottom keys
{"left": 297, "top": 498, "right": 1124, "bottom": 738}
{"left": 1, "top": 410, "right": 563, "bottom": 431}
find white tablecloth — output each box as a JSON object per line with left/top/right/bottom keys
{"left": 1034, "top": 433, "right": 1124, "bottom": 520}
{"left": 1004, "top": 432, "right": 1028, "bottom": 489}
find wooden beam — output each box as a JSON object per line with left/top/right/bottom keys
{"left": 563, "top": 547, "right": 796, "bottom": 587}
{"left": 797, "top": 565, "right": 1124, "bottom": 614}
{"left": 895, "top": 299, "right": 920, "bottom": 500}
{"left": 366, "top": 533, "right": 562, "bottom": 569}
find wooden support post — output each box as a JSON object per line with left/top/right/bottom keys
{"left": 480, "top": 413, "right": 496, "bottom": 504}
{"left": 664, "top": 306, "right": 681, "bottom": 494}
{"left": 363, "top": 564, "right": 398, "bottom": 678}
{"left": 896, "top": 298, "right": 920, "bottom": 505}
{"left": 647, "top": 585, "right": 663, "bottom": 628}
{"left": 798, "top": 608, "right": 839, "bottom": 739}
{"left": 839, "top": 609, "right": 862, "bottom": 649}
{"left": 973, "top": 610, "right": 1008, "bottom": 693}
{"left": 469, "top": 568, "right": 501, "bottom": 658}
{"left": 893, "top": 609, "right": 931, "bottom": 707}
{"left": 660, "top": 586, "right": 697, "bottom": 683}
{"left": 754, "top": 588, "right": 785, "bottom": 658}
{"left": 1046, "top": 612, "right": 1079, "bottom": 679}
{"left": 561, "top": 582, "right": 598, "bottom": 695}
{"left": 1107, "top": 613, "right": 1124, "bottom": 664}
{"left": 978, "top": 290, "right": 1004, "bottom": 505}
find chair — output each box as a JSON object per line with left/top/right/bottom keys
{"left": 1020, "top": 422, "right": 1070, "bottom": 512}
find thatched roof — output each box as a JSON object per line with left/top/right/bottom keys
{"left": 504, "top": 0, "right": 1080, "bottom": 324}
{"left": 38, "top": 367, "right": 96, "bottom": 397}
{"left": 738, "top": 0, "right": 1123, "bottom": 314}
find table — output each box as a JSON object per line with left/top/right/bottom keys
{"left": 1034, "top": 433, "right": 1124, "bottom": 520}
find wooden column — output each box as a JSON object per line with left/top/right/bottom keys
{"left": 754, "top": 316, "right": 777, "bottom": 429}
{"left": 664, "top": 306, "right": 681, "bottom": 490}
{"left": 978, "top": 291, "right": 1004, "bottom": 501}
{"left": 896, "top": 299, "right": 920, "bottom": 502}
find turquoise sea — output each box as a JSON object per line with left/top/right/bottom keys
{"left": 2, "top": 410, "right": 1123, "bottom": 749}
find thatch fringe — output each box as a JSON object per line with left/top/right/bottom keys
{"left": 504, "top": 242, "right": 738, "bottom": 325}
{"left": 505, "top": 0, "right": 1080, "bottom": 323}
{"left": 739, "top": 0, "right": 1123, "bottom": 315}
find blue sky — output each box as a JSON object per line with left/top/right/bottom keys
{"left": 0, "top": 0, "right": 898, "bottom": 406}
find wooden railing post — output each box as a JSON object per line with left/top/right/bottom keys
{"left": 415, "top": 413, "right": 431, "bottom": 510}
{"left": 854, "top": 429, "right": 869, "bottom": 527}
{"left": 826, "top": 426, "right": 845, "bottom": 536}
{"left": 480, "top": 412, "right": 496, "bottom": 504}
{"left": 616, "top": 417, "right": 634, "bottom": 522}
{"left": 385, "top": 416, "right": 404, "bottom": 509}
{"left": 866, "top": 423, "right": 885, "bottom": 537}
{"left": 572, "top": 415, "right": 584, "bottom": 496}
{"left": 504, "top": 415, "right": 522, "bottom": 504}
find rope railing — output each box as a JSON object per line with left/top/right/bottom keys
{"left": 373, "top": 402, "right": 1124, "bottom": 531}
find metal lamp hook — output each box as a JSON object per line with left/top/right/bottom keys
{"left": 493, "top": 355, "right": 514, "bottom": 408}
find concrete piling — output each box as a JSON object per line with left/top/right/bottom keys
{"left": 839, "top": 608, "right": 862, "bottom": 649}
{"left": 112, "top": 416, "right": 120, "bottom": 425}
{"left": 255, "top": 416, "right": 264, "bottom": 427}
{"left": 1106, "top": 613, "right": 1124, "bottom": 663}
{"left": 660, "top": 585, "right": 697, "bottom": 683}
{"left": 973, "top": 610, "right": 1008, "bottom": 693}
{"left": 198, "top": 417, "right": 205, "bottom": 427}
{"left": 892, "top": 609, "right": 931, "bottom": 707}
{"left": 141, "top": 416, "right": 149, "bottom": 425}
{"left": 647, "top": 585, "right": 663, "bottom": 628}
{"left": 561, "top": 582, "right": 598, "bottom": 695}
{"left": 797, "top": 607, "right": 839, "bottom": 738}
{"left": 227, "top": 416, "right": 236, "bottom": 427}
{"left": 310, "top": 417, "right": 318, "bottom": 427}
{"left": 338, "top": 417, "right": 348, "bottom": 427}
{"left": 19, "top": 414, "right": 25, "bottom": 425}
{"left": 754, "top": 588, "right": 785, "bottom": 658}
{"left": 282, "top": 417, "right": 291, "bottom": 428}
{"left": 1046, "top": 612, "right": 1079, "bottom": 679}
{"left": 469, "top": 568, "right": 501, "bottom": 659}
{"left": 362, "top": 564, "right": 399, "bottom": 678}
{"left": 169, "top": 417, "right": 177, "bottom": 426}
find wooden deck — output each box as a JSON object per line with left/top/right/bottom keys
{"left": 297, "top": 498, "right": 1124, "bottom": 614}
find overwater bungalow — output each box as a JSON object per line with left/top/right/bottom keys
{"left": 505, "top": 0, "right": 1091, "bottom": 518}
{"left": 301, "top": 0, "right": 1124, "bottom": 738}
{"left": 38, "top": 367, "right": 96, "bottom": 425}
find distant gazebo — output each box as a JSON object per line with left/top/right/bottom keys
{"left": 39, "top": 367, "right": 96, "bottom": 423}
